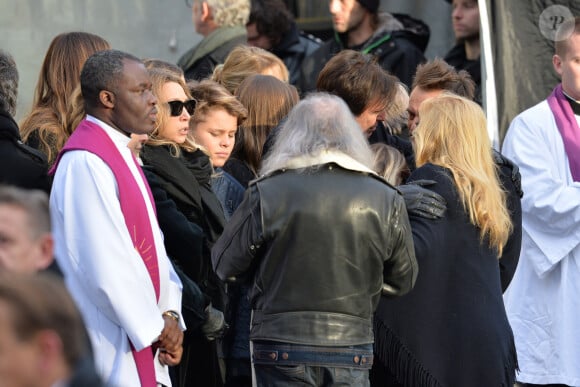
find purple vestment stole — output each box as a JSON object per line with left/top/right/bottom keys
{"left": 547, "top": 84, "right": 580, "bottom": 182}
{"left": 51, "top": 119, "right": 160, "bottom": 387}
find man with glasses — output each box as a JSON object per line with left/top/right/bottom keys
{"left": 178, "top": 0, "right": 250, "bottom": 81}
{"left": 50, "top": 49, "right": 185, "bottom": 387}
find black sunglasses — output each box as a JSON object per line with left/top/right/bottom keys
{"left": 167, "top": 99, "right": 196, "bottom": 117}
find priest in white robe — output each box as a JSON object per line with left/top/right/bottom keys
{"left": 501, "top": 17, "right": 580, "bottom": 387}
{"left": 50, "top": 50, "right": 184, "bottom": 387}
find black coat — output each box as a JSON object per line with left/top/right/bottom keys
{"left": 141, "top": 145, "right": 225, "bottom": 304}
{"left": 271, "top": 22, "right": 321, "bottom": 87}
{"left": 372, "top": 163, "right": 518, "bottom": 387}
{"left": 141, "top": 145, "right": 226, "bottom": 387}
{"left": 0, "top": 110, "right": 50, "bottom": 193}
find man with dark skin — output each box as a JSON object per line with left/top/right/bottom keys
{"left": 50, "top": 50, "right": 184, "bottom": 386}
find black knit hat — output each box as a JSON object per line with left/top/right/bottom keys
{"left": 357, "top": 0, "right": 380, "bottom": 13}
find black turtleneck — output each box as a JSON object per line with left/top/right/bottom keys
{"left": 564, "top": 94, "right": 580, "bottom": 116}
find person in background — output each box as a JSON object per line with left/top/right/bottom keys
{"left": 212, "top": 93, "right": 417, "bottom": 387}
{"left": 50, "top": 49, "right": 184, "bottom": 387}
{"left": 372, "top": 94, "right": 517, "bottom": 387}
{"left": 0, "top": 186, "right": 54, "bottom": 274}
{"left": 19, "top": 32, "right": 110, "bottom": 166}
{"left": 0, "top": 50, "right": 50, "bottom": 193}
{"left": 443, "top": 0, "right": 481, "bottom": 104}
{"left": 0, "top": 272, "right": 105, "bottom": 387}
{"left": 299, "top": 0, "right": 428, "bottom": 92}
{"left": 178, "top": 0, "right": 250, "bottom": 81}
{"left": 501, "top": 17, "right": 580, "bottom": 387}
{"left": 211, "top": 45, "right": 289, "bottom": 95}
{"left": 246, "top": 0, "right": 321, "bottom": 86}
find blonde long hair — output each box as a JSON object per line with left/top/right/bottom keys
{"left": 146, "top": 68, "right": 197, "bottom": 155}
{"left": 413, "top": 94, "right": 512, "bottom": 257}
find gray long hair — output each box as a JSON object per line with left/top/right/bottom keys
{"left": 260, "top": 93, "right": 374, "bottom": 175}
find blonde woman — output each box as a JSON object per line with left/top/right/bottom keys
{"left": 372, "top": 94, "right": 517, "bottom": 387}
{"left": 139, "top": 68, "right": 226, "bottom": 387}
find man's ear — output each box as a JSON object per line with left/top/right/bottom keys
{"left": 201, "top": 1, "right": 212, "bottom": 22}
{"left": 35, "top": 234, "right": 54, "bottom": 271}
{"left": 35, "top": 330, "right": 65, "bottom": 375}
{"left": 99, "top": 90, "right": 115, "bottom": 109}
{"left": 552, "top": 54, "right": 564, "bottom": 77}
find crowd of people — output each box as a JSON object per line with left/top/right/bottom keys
{"left": 0, "top": 0, "right": 578, "bottom": 386}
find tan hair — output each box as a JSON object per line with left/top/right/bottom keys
{"left": 20, "top": 32, "right": 110, "bottom": 165}
{"left": 0, "top": 272, "right": 88, "bottom": 368}
{"left": 146, "top": 68, "right": 196, "bottom": 155}
{"left": 234, "top": 74, "right": 299, "bottom": 174}
{"left": 555, "top": 17, "right": 580, "bottom": 58}
{"left": 211, "top": 45, "right": 288, "bottom": 94}
{"left": 370, "top": 143, "right": 409, "bottom": 185}
{"left": 413, "top": 93, "right": 512, "bottom": 256}
{"left": 189, "top": 79, "right": 248, "bottom": 136}
{"left": 412, "top": 58, "right": 475, "bottom": 100}
{"left": 316, "top": 50, "right": 397, "bottom": 116}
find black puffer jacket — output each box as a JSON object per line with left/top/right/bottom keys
{"left": 213, "top": 161, "right": 417, "bottom": 346}
{"left": 299, "top": 12, "right": 429, "bottom": 92}
{"left": 0, "top": 110, "right": 50, "bottom": 192}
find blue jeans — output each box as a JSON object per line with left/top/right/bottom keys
{"left": 252, "top": 341, "right": 372, "bottom": 387}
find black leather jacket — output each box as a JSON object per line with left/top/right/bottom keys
{"left": 212, "top": 162, "right": 417, "bottom": 346}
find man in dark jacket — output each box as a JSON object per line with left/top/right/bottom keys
{"left": 299, "top": 0, "right": 428, "bottom": 92}
{"left": 443, "top": 0, "right": 482, "bottom": 104}
{"left": 212, "top": 93, "right": 417, "bottom": 386}
{"left": 0, "top": 50, "right": 50, "bottom": 193}
{"left": 246, "top": 0, "right": 321, "bottom": 86}
{"left": 178, "top": 0, "right": 250, "bottom": 81}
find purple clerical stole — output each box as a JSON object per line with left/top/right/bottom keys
{"left": 51, "top": 119, "right": 160, "bottom": 387}
{"left": 547, "top": 84, "right": 580, "bottom": 182}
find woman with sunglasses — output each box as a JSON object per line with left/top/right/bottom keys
{"left": 140, "top": 67, "right": 227, "bottom": 387}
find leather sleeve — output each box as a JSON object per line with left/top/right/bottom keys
{"left": 382, "top": 193, "right": 418, "bottom": 297}
{"left": 497, "top": 162, "right": 522, "bottom": 292}
{"left": 211, "top": 185, "right": 264, "bottom": 282}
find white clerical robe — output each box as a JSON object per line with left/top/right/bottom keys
{"left": 502, "top": 100, "right": 580, "bottom": 386}
{"left": 50, "top": 116, "right": 184, "bottom": 387}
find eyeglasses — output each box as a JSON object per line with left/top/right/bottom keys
{"left": 167, "top": 99, "right": 196, "bottom": 117}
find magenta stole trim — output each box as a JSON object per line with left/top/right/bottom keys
{"left": 51, "top": 119, "right": 160, "bottom": 387}
{"left": 548, "top": 84, "right": 580, "bottom": 182}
